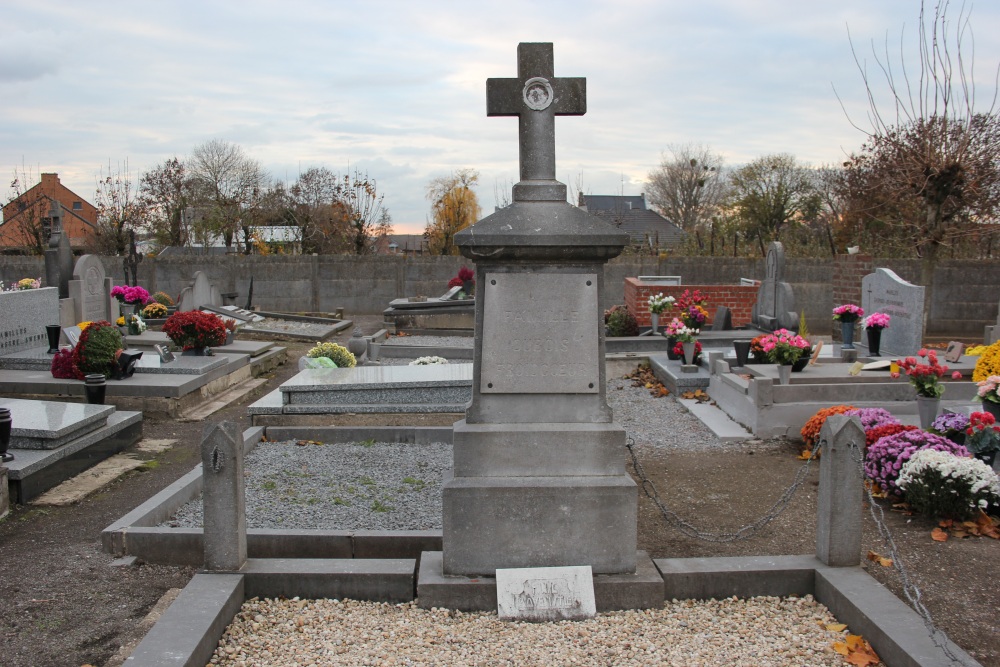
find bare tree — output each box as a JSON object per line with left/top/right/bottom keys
{"left": 335, "top": 169, "right": 391, "bottom": 255}
{"left": 140, "top": 157, "right": 190, "bottom": 249}
{"left": 93, "top": 160, "right": 147, "bottom": 256}
{"left": 188, "top": 139, "right": 269, "bottom": 250}
{"left": 287, "top": 167, "right": 352, "bottom": 254}
{"left": 837, "top": 0, "right": 1000, "bottom": 269}
{"left": 646, "top": 144, "right": 729, "bottom": 232}
{"left": 2, "top": 166, "right": 46, "bottom": 254}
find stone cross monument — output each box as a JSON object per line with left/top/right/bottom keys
{"left": 421, "top": 44, "right": 662, "bottom": 611}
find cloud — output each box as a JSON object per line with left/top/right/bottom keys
{"left": 0, "top": 30, "right": 61, "bottom": 82}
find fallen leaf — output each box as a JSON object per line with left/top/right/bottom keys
{"left": 866, "top": 550, "right": 893, "bottom": 567}
{"left": 845, "top": 635, "right": 865, "bottom": 650}
{"left": 826, "top": 623, "right": 847, "bottom": 632}
{"left": 939, "top": 519, "right": 954, "bottom": 529}
{"left": 931, "top": 527, "right": 949, "bottom": 542}
{"left": 832, "top": 641, "right": 850, "bottom": 655}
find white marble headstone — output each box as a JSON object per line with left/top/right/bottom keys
{"left": 496, "top": 565, "right": 596, "bottom": 621}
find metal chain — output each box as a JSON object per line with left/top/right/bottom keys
{"left": 625, "top": 434, "right": 821, "bottom": 543}
{"left": 842, "top": 438, "right": 969, "bottom": 665}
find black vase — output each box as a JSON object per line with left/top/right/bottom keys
{"left": 46, "top": 324, "right": 61, "bottom": 354}
{"left": 980, "top": 400, "right": 1000, "bottom": 422}
{"left": 666, "top": 336, "right": 680, "bottom": 361}
{"left": 0, "top": 407, "right": 13, "bottom": 462}
{"left": 792, "top": 349, "right": 811, "bottom": 372}
{"left": 866, "top": 327, "right": 882, "bottom": 356}
{"left": 975, "top": 450, "right": 998, "bottom": 467}
{"left": 733, "top": 340, "right": 751, "bottom": 368}
{"left": 84, "top": 374, "right": 107, "bottom": 405}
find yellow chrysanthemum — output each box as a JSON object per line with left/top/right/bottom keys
{"left": 78, "top": 321, "right": 93, "bottom": 331}
{"left": 972, "top": 341, "right": 1000, "bottom": 382}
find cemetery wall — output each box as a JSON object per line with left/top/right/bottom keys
{"left": 1, "top": 255, "right": 995, "bottom": 336}
{"left": 623, "top": 279, "right": 758, "bottom": 328}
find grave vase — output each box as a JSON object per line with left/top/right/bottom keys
{"left": 0, "top": 407, "right": 13, "bottom": 462}
{"left": 650, "top": 313, "right": 660, "bottom": 335}
{"left": 979, "top": 400, "right": 1000, "bottom": 422}
{"left": 84, "top": 374, "right": 107, "bottom": 405}
{"left": 792, "top": 348, "right": 811, "bottom": 372}
{"left": 666, "top": 336, "right": 681, "bottom": 360}
{"left": 974, "top": 450, "right": 997, "bottom": 468}
{"left": 46, "top": 324, "right": 61, "bottom": 354}
{"left": 681, "top": 341, "right": 696, "bottom": 366}
{"left": 777, "top": 363, "right": 792, "bottom": 385}
{"left": 916, "top": 396, "right": 940, "bottom": 430}
{"left": 840, "top": 320, "right": 856, "bottom": 349}
{"left": 866, "top": 327, "right": 882, "bottom": 356}
{"left": 733, "top": 340, "right": 751, "bottom": 368}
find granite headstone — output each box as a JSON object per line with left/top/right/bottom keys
{"left": 496, "top": 565, "right": 596, "bottom": 621}
{"left": 0, "top": 287, "right": 59, "bottom": 355}
{"left": 178, "top": 271, "right": 223, "bottom": 312}
{"left": 67, "top": 255, "right": 117, "bottom": 324}
{"left": 860, "top": 268, "right": 924, "bottom": 357}
{"left": 751, "top": 242, "right": 798, "bottom": 332}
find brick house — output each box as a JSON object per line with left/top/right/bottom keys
{"left": 1, "top": 173, "right": 97, "bottom": 252}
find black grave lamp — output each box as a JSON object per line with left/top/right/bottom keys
{"left": 0, "top": 407, "right": 14, "bottom": 462}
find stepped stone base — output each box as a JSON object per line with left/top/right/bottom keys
{"left": 417, "top": 551, "right": 663, "bottom": 612}
{"left": 442, "top": 474, "right": 637, "bottom": 576}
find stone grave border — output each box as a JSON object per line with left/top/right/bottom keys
{"left": 102, "top": 426, "right": 451, "bottom": 565}
{"left": 241, "top": 310, "right": 351, "bottom": 341}
{"left": 121, "top": 418, "right": 980, "bottom": 667}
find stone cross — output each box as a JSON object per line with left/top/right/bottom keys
{"left": 486, "top": 42, "right": 585, "bottom": 202}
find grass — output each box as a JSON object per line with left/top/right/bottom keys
{"left": 262, "top": 480, "right": 277, "bottom": 491}
{"left": 371, "top": 499, "right": 393, "bottom": 513}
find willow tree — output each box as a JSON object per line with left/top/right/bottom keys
{"left": 424, "top": 168, "right": 481, "bottom": 256}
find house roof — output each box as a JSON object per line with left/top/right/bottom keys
{"left": 578, "top": 193, "right": 686, "bottom": 246}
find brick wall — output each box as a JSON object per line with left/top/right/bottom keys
{"left": 624, "top": 278, "right": 758, "bottom": 328}
{"left": 832, "top": 254, "right": 873, "bottom": 341}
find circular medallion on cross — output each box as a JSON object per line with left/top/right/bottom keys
{"left": 522, "top": 77, "right": 554, "bottom": 111}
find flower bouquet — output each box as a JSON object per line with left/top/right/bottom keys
{"left": 647, "top": 293, "right": 674, "bottom": 315}
{"left": 897, "top": 449, "right": 999, "bottom": 520}
{"left": 675, "top": 289, "right": 709, "bottom": 329}
{"left": 664, "top": 318, "right": 698, "bottom": 343}
{"left": 861, "top": 312, "right": 890, "bottom": 330}
{"left": 860, "top": 311, "right": 890, "bottom": 355}
{"left": 447, "top": 266, "right": 475, "bottom": 298}
{"left": 965, "top": 411, "right": 1000, "bottom": 465}
{"left": 975, "top": 375, "right": 1000, "bottom": 421}
{"left": 832, "top": 304, "right": 864, "bottom": 322}
{"left": 111, "top": 285, "right": 151, "bottom": 306}
{"left": 760, "top": 328, "right": 810, "bottom": 366}
{"left": 893, "top": 349, "right": 961, "bottom": 399}
{"left": 931, "top": 412, "right": 970, "bottom": 445}
{"left": 162, "top": 311, "right": 227, "bottom": 351}
{"left": 126, "top": 314, "right": 146, "bottom": 336}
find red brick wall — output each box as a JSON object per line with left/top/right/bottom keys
{"left": 623, "top": 277, "right": 758, "bottom": 328}
{"left": 832, "top": 254, "right": 873, "bottom": 341}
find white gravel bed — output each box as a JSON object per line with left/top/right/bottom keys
{"left": 163, "top": 441, "right": 450, "bottom": 530}
{"left": 209, "top": 595, "right": 853, "bottom": 666}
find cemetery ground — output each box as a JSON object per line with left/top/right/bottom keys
{"left": 0, "top": 318, "right": 996, "bottom": 666}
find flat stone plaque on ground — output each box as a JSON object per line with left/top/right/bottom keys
{"left": 480, "top": 272, "right": 598, "bottom": 394}
{"left": 496, "top": 565, "right": 596, "bottom": 621}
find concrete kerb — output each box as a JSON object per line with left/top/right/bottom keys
{"left": 378, "top": 344, "right": 473, "bottom": 360}
{"left": 126, "top": 553, "right": 977, "bottom": 667}
{"left": 102, "top": 426, "right": 452, "bottom": 564}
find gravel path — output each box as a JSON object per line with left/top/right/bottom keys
{"left": 209, "top": 596, "right": 853, "bottom": 667}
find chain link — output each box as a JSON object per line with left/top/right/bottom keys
{"left": 625, "top": 434, "right": 821, "bottom": 543}
{"left": 627, "top": 433, "right": 972, "bottom": 664}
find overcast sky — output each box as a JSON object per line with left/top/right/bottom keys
{"left": 3, "top": 1, "right": 999, "bottom": 234}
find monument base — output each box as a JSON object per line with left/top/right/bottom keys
{"left": 442, "top": 474, "right": 637, "bottom": 575}
{"left": 417, "top": 551, "right": 663, "bottom": 612}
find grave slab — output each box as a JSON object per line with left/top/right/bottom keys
{"left": 5, "top": 410, "right": 142, "bottom": 503}
{"left": 0, "top": 397, "right": 114, "bottom": 450}
{"left": 496, "top": 565, "right": 596, "bottom": 621}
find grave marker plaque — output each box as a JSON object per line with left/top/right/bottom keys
{"left": 860, "top": 268, "right": 924, "bottom": 357}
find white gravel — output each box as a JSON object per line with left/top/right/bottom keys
{"left": 209, "top": 595, "right": 856, "bottom": 667}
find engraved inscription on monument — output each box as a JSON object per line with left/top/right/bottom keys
{"left": 481, "top": 272, "right": 598, "bottom": 394}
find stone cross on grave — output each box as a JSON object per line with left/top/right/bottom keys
{"left": 487, "top": 42, "right": 585, "bottom": 202}
{"left": 419, "top": 43, "right": 662, "bottom": 615}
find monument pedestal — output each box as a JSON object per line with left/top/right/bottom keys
{"left": 443, "top": 473, "right": 637, "bottom": 575}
